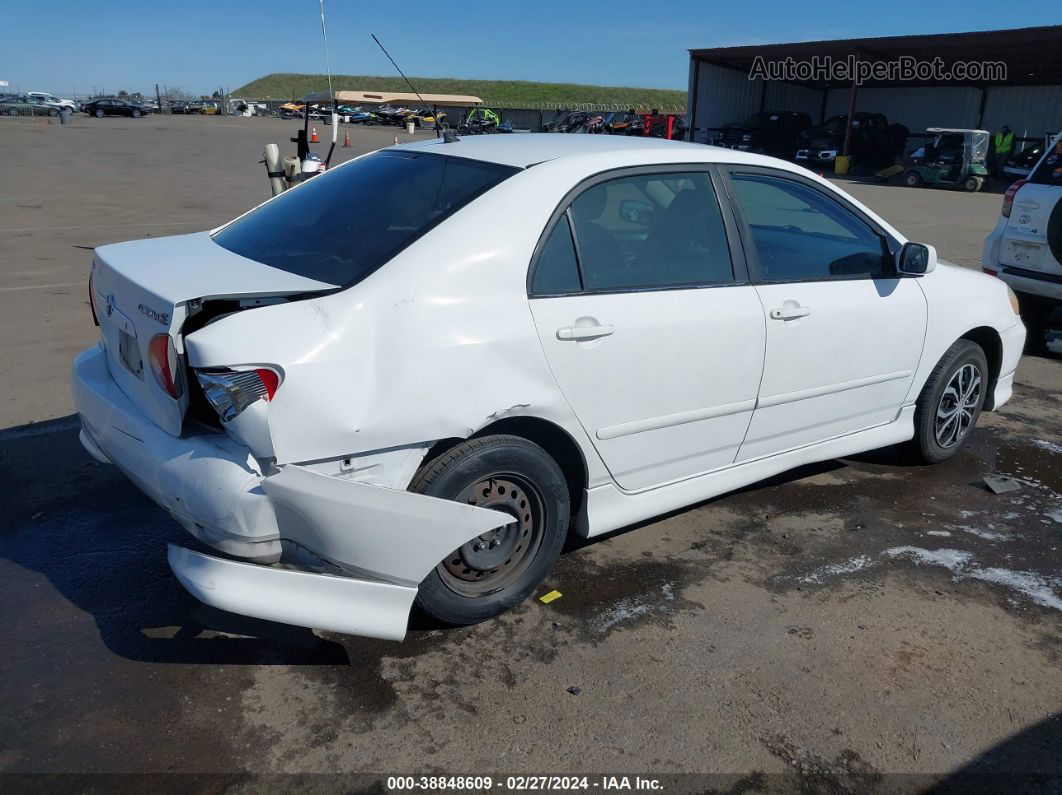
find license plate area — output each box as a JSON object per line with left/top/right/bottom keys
{"left": 1003, "top": 240, "right": 1044, "bottom": 269}
{"left": 119, "top": 328, "right": 143, "bottom": 378}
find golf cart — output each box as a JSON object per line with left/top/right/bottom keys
{"left": 899, "top": 128, "right": 989, "bottom": 192}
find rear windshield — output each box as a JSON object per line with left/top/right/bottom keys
{"left": 212, "top": 150, "right": 519, "bottom": 287}
{"left": 1028, "top": 139, "right": 1062, "bottom": 186}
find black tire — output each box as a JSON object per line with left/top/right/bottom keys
{"left": 410, "top": 435, "right": 570, "bottom": 626}
{"left": 131, "top": 109, "right": 141, "bottom": 118}
{"left": 904, "top": 171, "right": 923, "bottom": 187}
{"left": 963, "top": 175, "right": 982, "bottom": 192}
{"left": 1048, "top": 198, "right": 1062, "bottom": 267}
{"left": 909, "top": 340, "right": 989, "bottom": 464}
{"left": 94, "top": 108, "right": 104, "bottom": 118}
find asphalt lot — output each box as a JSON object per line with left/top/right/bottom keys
{"left": 1, "top": 115, "right": 1060, "bottom": 790}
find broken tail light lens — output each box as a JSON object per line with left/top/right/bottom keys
{"left": 1001, "top": 179, "right": 1026, "bottom": 218}
{"left": 195, "top": 367, "right": 280, "bottom": 423}
{"left": 148, "top": 334, "right": 184, "bottom": 399}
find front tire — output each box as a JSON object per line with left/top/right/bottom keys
{"left": 909, "top": 340, "right": 988, "bottom": 464}
{"left": 904, "top": 171, "right": 923, "bottom": 187}
{"left": 94, "top": 108, "right": 104, "bottom": 118}
{"left": 410, "top": 435, "right": 570, "bottom": 626}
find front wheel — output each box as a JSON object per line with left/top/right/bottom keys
{"left": 904, "top": 171, "right": 923, "bottom": 187}
{"left": 132, "top": 109, "right": 141, "bottom": 118}
{"left": 410, "top": 435, "right": 570, "bottom": 626}
{"left": 909, "top": 340, "right": 988, "bottom": 464}
{"left": 963, "top": 175, "right": 983, "bottom": 192}
{"left": 95, "top": 108, "right": 104, "bottom": 118}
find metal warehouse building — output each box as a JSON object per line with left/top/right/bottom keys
{"left": 687, "top": 26, "right": 1062, "bottom": 145}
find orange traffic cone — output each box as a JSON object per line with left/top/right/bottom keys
{"left": 342, "top": 129, "right": 351, "bottom": 148}
{"left": 310, "top": 127, "right": 319, "bottom": 143}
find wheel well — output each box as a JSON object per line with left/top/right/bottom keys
{"left": 420, "top": 417, "right": 588, "bottom": 516}
{"left": 961, "top": 326, "right": 1003, "bottom": 409}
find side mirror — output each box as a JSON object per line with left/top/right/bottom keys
{"left": 897, "top": 242, "right": 937, "bottom": 275}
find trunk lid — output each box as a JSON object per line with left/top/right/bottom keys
{"left": 91, "top": 231, "right": 335, "bottom": 435}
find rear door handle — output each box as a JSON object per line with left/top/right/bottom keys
{"left": 769, "top": 306, "right": 811, "bottom": 321}
{"left": 557, "top": 324, "right": 614, "bottom": 341}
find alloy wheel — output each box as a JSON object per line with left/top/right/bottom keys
{"left": 934, "top": 363, "right": 981, "bottom": 448}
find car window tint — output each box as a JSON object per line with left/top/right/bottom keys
{"left": 532, "top": 214, "right": 581, "bottom": 295}
{"left": 730, "top": 173, "right": 888, "bottom": 281}
{"left": 568, "top": 171, "right": 733, "bottom": 291}
{"left": 1029, "top": 141, "right": 1062, "bottom": 185}
{"left": 212, "top": 151, "right": 518, "bottom": 287}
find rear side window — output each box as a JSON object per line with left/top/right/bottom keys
{"left": 532, "top": 215, "right": 581, "bottom": 295}
{"left": 566, "top": 171, "right": 734, "bottom": 292}
{"left": 213, "top": 150, "right": 518, "bottom": 287}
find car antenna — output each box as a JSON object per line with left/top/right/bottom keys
{"left": 371, "top": 33, "right": 446, "bottom": 140}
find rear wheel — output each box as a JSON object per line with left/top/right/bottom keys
{"left": 410, "top": 435, "right": 570, "bottom": 626}
{"left": 95, "top": 108, "right": 104, "bottom": 118}
{"left": 963, "top": 175, "right": 984, "bottom": 192}
{"left": 49, "top": 108, "right": 59, "bottom": 117}
{"left": 909, "top": 340, "right": 988, "bottom": 463}
{"left": 904, "top": 171, "right": 923, "bottom": 187}
{"left": 132, "top": 109, "right": 141, "bottom": 118}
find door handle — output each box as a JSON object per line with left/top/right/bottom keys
{"left": 769, "top": 306, "right": 811, "bottom": 321}
{"left": 557, "top": 324, "right": 614, "bottom": 341}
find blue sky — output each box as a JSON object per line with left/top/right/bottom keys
{"left": 3, "top": 0, "right": 1054, "bottom": 97}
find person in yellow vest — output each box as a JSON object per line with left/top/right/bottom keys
{"left": 992, "top": 125, "right": 1015, "bottom": 180}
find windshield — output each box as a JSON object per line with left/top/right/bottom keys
{"left": 212, "top": 150, "right": 519, "bottom": 287}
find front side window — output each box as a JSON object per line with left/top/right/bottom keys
{"left": 566, "top": 171, "right": 734, "bottom": 291}
{"left": 213, "top": 150, "right": 519, "bottom": 287}
{"left": 729, "top": 173, "right": 889, "bottom": 281}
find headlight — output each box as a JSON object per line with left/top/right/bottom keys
{"left": 1007, "top": 286, "right": 1020, "bottom": 315}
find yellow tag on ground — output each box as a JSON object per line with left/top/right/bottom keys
{"left": 539, "top": 590, "right": 562, "bottom": 604}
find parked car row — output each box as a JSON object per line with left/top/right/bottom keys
{"left": 0, "top": 94, "right": 65, "bottom": 116}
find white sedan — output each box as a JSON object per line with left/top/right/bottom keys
{"left": 73, "top": 135, "right": 1025, "bottom": 640}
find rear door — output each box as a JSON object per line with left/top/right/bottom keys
{"left": 722, "top": 167, "right": 927, "bottom": 461}
{"left": 528, "top": 167, "right": 766, "bottom": 491}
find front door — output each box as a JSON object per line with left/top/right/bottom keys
{"left": 722, "top": 168, "right": 928, "bottom": 461}
{"left": 528, "top": 168, "right": 766, "bottom": 491}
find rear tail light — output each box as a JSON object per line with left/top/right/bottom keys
{"left": 195, "top": 367, "right": 280, "bottom": 422}
{"left": 1001, "top": 179, "right": 1026, "bottom": 218}
{"left": 148, "top": 334, "right": 184, "bottom": 399}
{"left": 88, "top": 269, "right": 99, "bottom": 326}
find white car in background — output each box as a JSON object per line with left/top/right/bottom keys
{"left": 73, "top": 136, "right": 1024, "bottom": 641}
{"left": 27, "top": 91, "right": 76, "bottom": 111}
{"left": 984, "top": 133, "right": 1062, "bottom": 344}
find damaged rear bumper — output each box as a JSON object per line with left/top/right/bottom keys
{"left": 72, "top": 344, "right": 511, "bottom": 640}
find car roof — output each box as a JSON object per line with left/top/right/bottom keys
{"left": 394, "top": 134, "right": 723, "bottom": 168}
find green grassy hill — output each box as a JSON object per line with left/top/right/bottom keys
{"left": 233, "top": 73, "right": 686, "bottom": 110}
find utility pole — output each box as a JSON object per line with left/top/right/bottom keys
{"left": 156, "top": 83, "right": 163, "bottom": 114}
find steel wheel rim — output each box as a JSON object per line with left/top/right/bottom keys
{"left": 935, "top": 363, "right": 981, "bottom": 448}
{"left": 436, "top": 473, "right": 546, "bottom": 598}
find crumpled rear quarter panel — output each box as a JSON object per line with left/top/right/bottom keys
{"left": 183, "top": 168, "right": 588, "bottom": 468}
